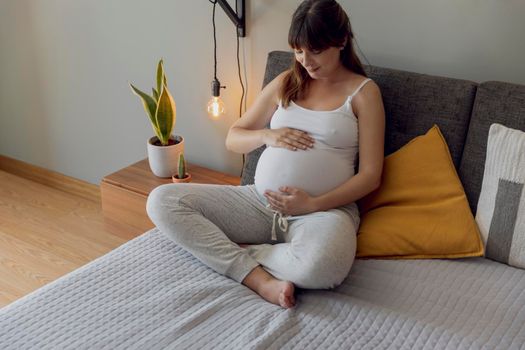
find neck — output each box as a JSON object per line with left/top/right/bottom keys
{"left": 313, "top": 64, "right": 351, "bottom": 85}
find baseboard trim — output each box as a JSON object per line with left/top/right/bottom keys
{"left": 0, "top": 154, "right": 100, "bottom": 203}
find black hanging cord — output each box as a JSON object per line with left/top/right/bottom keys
{"left": 236, "top": 28, "right": 246, "bottom": 177}
{"left": 236, "top": 34, "right": 245, "bottom": 120}
{"left": 209, "top": 0, "right": 218, "bottom": 81}
{"left": 209, "top": 0, "right": 246, "bottom": 177}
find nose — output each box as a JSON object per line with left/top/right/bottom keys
{"left": 302, "top": 53, "right": 314, "bottom": 67}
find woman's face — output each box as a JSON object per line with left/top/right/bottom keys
{"left": 294, "top": 46, "right": 342, "bottom": 79}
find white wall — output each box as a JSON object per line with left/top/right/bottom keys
{"left": 1, "top": 0, "right": 524, "bottom": 184}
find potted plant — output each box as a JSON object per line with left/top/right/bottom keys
{"left": 172, "top": 153, "right": 192, "bottom": 183}
{"left": 130, "top": 59, "right": 183, "bottom": 178}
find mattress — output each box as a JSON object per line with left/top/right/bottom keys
{"left": 1, "top": 228, "right": 524, "bottom": 350}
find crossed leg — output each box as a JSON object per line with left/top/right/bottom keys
{"left": 147, "top": 183, "right": 296, "bottom": 308}
{"left": 244, "top": 209, "right": 358, "bottom": 290}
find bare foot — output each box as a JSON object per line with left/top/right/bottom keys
{"left": 242, "top": 266, "right": 296, "bottom": 308}
{"left": 259, "top": 279, "right": 296, "bottom": 308}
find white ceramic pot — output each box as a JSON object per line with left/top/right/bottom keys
{"left": 147, "top": 135, "right": 184, "bottom": 178}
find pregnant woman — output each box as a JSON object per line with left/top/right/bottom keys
{"left": 147, "top": 0, "right": 385, "bottom": 308}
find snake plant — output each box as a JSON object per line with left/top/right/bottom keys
{"left": 130, "top": 59, "right": 176, "bottom": 146}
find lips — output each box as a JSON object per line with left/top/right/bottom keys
{"left": 307, "top": 67, "right": 320, "bottom": 73}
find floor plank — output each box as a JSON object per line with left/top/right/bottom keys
{"left": 0, "top": 169, "right": 128, "bottom": 308}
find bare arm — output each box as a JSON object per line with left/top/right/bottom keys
{"left": 313, "top": 81, "right": 385, "bottom": 211}
{"left": 225, "top": 73, "right": 282, "bottom": 154}
{"left": 225, "top": 71, "right": 315, "bottom": 154}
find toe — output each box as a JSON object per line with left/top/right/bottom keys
{"left": 278, "top": 293, "right": 288, "bottom": 308}
{"left": 286, "top": 295, "right": 295, "bottom": 307}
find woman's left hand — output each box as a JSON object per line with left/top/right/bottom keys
{"left": 264, "top": 186, "right": 318, "bottom": 216}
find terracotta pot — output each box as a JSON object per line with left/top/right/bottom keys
{"left": 147, "top": 135, "right": 184, "bottom": 178}
{"left": 172, "top": 173, "right": 192, "bottom": 183}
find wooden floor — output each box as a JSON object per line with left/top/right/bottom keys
{"left": 0, "top": 163, "right": 130, "bottom": 308}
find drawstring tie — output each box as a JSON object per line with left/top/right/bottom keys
{"left": 266, "top": 204, "right": 289, "bottom": 241}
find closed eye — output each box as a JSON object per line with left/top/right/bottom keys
{"left": 294, "top": 49, "right": 322, "bottom": 55}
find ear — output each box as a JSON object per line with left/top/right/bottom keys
{"left": 340, "top": 36, "right": 348, "bottom": 49}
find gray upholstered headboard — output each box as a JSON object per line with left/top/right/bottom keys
{"left": 241, "top": 50, "right": 525, "bottom": 214}
{"left": 240, "top": 50, "right": 478, "bottom": 187}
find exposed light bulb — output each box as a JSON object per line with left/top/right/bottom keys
{"left": 208, "top": 78, "right": 225, "bottom": 118}
{"left": 207, "top": 96, "right": 225, "bottom": 119}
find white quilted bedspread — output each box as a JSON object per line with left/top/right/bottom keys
{"left": 1, "top": 229, "right": 524, "bottom": 350}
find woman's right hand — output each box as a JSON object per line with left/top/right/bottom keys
{"left": 262, "top": 128, "right": 315, "bottom": 151}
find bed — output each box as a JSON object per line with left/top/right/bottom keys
{"left": 1, "top": 228, "right": 524, "bottom": 349}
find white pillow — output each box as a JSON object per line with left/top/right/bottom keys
{"left": 476, "top": 123, "right": 525, "bottom": 268}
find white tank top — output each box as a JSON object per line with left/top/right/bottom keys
{"left": 254, "top": 78, "right": 372, "bottom": 197}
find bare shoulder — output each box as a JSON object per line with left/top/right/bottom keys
{"left": 262, "top": 70, "right": 290, "bottom": 104}
{"left": 350, "top": 76, "right": 383, "bottom": 116}
{"left": 344, "top": 72, "right": 379, "bottom": 94}
{"left": 354, "top": 78, "right": 382, "bottom": 101}
{"left": 230, "top": 70, "right": 291, "bottom": 130}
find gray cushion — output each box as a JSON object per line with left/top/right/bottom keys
{"left": 364, "top": 66, "right": 477, "bottom": 167}
{"left": 241, "top": 51, "right": 478, "bottom": 187}
{"left": 459, "top": 81, "right": 525, "bottom": 213}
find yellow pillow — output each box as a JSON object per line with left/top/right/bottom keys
{"left": 357, "top": 125, "right": 484, "bottom": 259}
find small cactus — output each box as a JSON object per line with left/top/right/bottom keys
{"left": 177, "top": 153, "right": 187, "bottom": 179}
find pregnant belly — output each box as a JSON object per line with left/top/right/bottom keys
{"left": 254, "top": 147, "right": 354, "bottom": 197}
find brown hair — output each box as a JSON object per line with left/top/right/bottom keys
{"left": 279, "top": 0, "right": 367, "bottom": 108}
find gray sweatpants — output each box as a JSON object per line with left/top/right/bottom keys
{"left": 146, "top": 183, "right": 359, "bottom": 289}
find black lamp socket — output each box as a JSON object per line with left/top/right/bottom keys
{"left": 211, "top": 79, "right": 226, "bottom": 97}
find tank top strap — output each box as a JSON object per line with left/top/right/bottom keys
{"left": 349, "top": 78, "right": 372, "bottom": 98}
